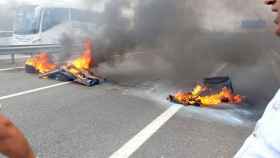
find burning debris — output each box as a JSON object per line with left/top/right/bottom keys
{"left": 25, "top": 39, "right": 105, "bottom": 87}
{"left": 25, "top": 52, "right": 57, "bottom": 74}
{"left": 168, "top": 77, "right": 244, "bottom": 107}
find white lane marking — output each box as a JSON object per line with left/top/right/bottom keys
{"left": 0, "top": 67, "right": 24, "bottom": 72}
{"left": 0, "top": 82, "right": 71, "bottom": 101}
{"left": 210, "top": 63, "right": 228, "bottom": 77}
{"left": 109, "top": 105, "right": 182, "bottom": 158}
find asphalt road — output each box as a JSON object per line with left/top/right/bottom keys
{"left": 0, "top": 59, "right": 253, "bottom": 158}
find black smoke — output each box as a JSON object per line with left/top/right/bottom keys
{"left": 83, "top": 0, "right": 280, "bottom": 117}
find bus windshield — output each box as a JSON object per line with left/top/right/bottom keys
{"left": 14, "top": 6, "right": 41, "bottom": 35}
{"left": 42, "top": 8, "right": 69, "bottom": 32}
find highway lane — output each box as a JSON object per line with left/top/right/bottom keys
{"left": 0, "top": 74, "right": 166, "bottom": 158}
{"left": 0, "top": 70, "right": 65, "bottom": 96}
{"left": 132, "top": 110, "right": 251, "bottom": 158}
{"left": 0, "top": 64, "right": 253, "bottom": 158}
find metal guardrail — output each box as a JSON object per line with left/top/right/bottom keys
{"left": 0, "top": 44, "right": 63, "bottom": 63}
{"left": 0, "top": 44, "right": 63, "bottom": 54}
{"left": 0, "top": 31, "right": 13, "bottom": 37}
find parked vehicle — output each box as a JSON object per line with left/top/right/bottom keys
{"left": 12, "top": 3, "right": 102, "bottom": 45}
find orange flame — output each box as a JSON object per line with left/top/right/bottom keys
{"left": 191, "top": 84, "right": 207, "bottom": 96}
{"left": 66, "top": 38, "right": 95, "bottom": 76}
{"left": 173, "top": 84, "right": 244, "bottom": 107}
{"left": 25, "top": 52, "right": 57, "bottom": 74}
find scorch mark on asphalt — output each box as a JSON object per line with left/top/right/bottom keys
{"left": 109, "top": 104, "right": 182, "bottom": 158}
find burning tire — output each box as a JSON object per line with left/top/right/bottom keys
{"left": 168, "top": 77, "right": 244, "bottom": 108}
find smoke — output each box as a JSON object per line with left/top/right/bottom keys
{"left": 1, "top": 0, "right": 277, "bottom": 117}
{"left": 80, "top": 0, "right": 280, "bottom": 115}
{"left": 91, "top": 0, "right": 273, "bottom": 70}
{"left": 93, "top": 0, "right": 135, "bottom": 63}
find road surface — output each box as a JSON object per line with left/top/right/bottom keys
{"left": 0, "top": 58, "right": 253, "bottom": 158}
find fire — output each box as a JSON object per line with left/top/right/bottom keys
{"left": 25, "top": 38, "right": 103, "bottom": 87}
{"left": 25, "top": 52, "right": 57, "bottom": 74}
{"left": 25, "top": 39, "right": 95, "bottom": 76}
{"left": 192, "top": 84, "right": 207, "bottom": 96}
{"left": 65, "top": 38, "right": 95, "bottom": 76}
{"left": 170, "top": 84, "right": 244, "bottom": 107}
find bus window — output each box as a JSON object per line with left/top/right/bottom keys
{"left": 42, "top": 8, "right": 69, "bottom": 32}
{"left": 71, "top": 9, "right": 99, "bottom": 23}
{"left": 14, "top": 6, "right": 41, "bottom": 35}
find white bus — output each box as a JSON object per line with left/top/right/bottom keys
{"left": 12, "top": 4, "right": 102, "bottom": 45}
